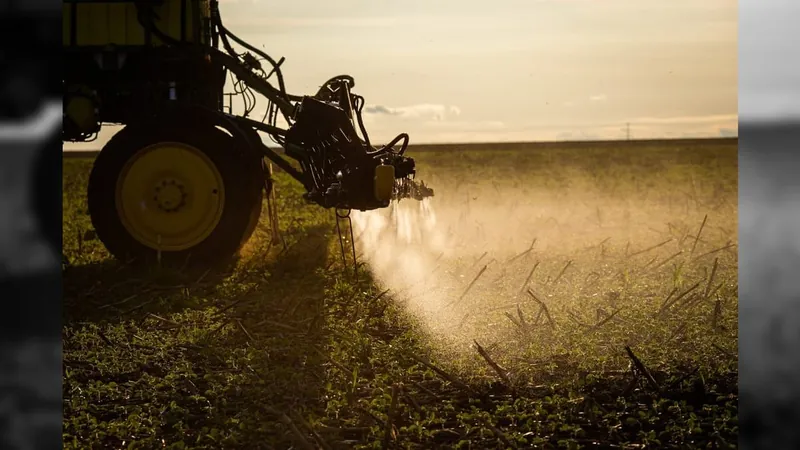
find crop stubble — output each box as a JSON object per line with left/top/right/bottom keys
{"left": 63, "top": 142, "right": 738, "bottom": 449}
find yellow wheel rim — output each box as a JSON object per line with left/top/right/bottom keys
{"left": 115, "top": 142, "right": 225, "bottom": 252}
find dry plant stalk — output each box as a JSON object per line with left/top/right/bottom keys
{"left": 624, "top": 346, "right": 661, "bottom": 394}
{"left": 518, "top": 261, "right": 540, "bottom": 294}
{"left": 474, "top": 340, "right": 512, "bottom": 386}
{"left": 411, "top": 355, "right": 475, "bottom": 394}
{"left": 504, "top": 312, "right": 525, "bottom": 332}
{"left": 704, "top": 257, "right": 719, "bottom": 299}
{"left": 690, "top": 214, "right": 708, "bottom": 256}
{"left": 533, "top": 306, "right": 544, "bottom": 325}
{"left": 551, "top": 260, "right": 573, "bottom": 285}
{"left": 516, "top": 304, "right": 527, "bottom": 329}
{"left": 527, "top": 289, "right": 555, "bottom": 328}
{"left": 711, "top": 298, "right": 722, "bottom": 331}
{"left": 236, "top": 319, "right": 254, "bottom": 342}
{"left": 446, "top": 264, "right": 488, "bottom": 308}
{"left": 401, "top": 385, "right": 423, "bottom": 414}
{"left": 656, "top": 250, "right": 686, "bottom": 271}
{"left": 658, "top": 287, "right": 678, "bottom": 314}
{"left": 692, "top": 241, "right": 735, "bottom": 262}
{"left": 471, "top": 251, "right": 489, "bottom": 269}
{"left": 667, "top": 367, "right": 700, "bottom": 391}
{"left": 567, "top": 310, "right": 590, "bottom": 329}
{"left": 658, "top": 281, "right": 701, "bottom": 317}
{"left": 585, "top": 309, "right": 621, "bottom": 334}
{"left": 629, "top": 238, "right": 673, "bottom": 257}
{"left": 506, "top": 238, "right": 537, "bottom": 264}
{"left": 667, "top": 323, "right": 687, "bottom": 343}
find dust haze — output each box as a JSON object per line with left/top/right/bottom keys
{"left": 351, "top": 147, "right": 738, "bottom": 373}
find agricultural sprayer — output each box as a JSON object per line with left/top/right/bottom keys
{"left": 63, "top": 0, "right": 433, "bottom": 265}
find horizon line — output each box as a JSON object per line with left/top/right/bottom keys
{"left": 63, "top": 136, "right": 738, "bottom": 154}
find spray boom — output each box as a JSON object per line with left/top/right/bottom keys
{"left": 283, "top": 77, "right": 434, "bottom": 211}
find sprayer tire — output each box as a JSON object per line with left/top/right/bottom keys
{"left": 87, "top": 122, "right": 263, "bottom": 267}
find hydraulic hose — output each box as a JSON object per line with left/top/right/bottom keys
{"left": 209, "top": 1, "right": 302, "bottom": 103}
{"left": 352, "top": 95, "right": 372, "bottom": 149}
{"left": 379, "top": 133, "right": 410, "bottom": 156}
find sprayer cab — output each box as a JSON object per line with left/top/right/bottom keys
{"left": 283, "top": 76, "right": 434, "bottom": 211}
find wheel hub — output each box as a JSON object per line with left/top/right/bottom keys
{"left": 115, "top": 142, "right": 226, "bottom": 252}
{"left": 154, "top": 179, "right": 188, "bottom": 212}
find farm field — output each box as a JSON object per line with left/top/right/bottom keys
{"left": 63, "top": 141, "right": 738, "bottom": 449}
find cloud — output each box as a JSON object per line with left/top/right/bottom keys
{"left": 589, "top": 94, "right": 607, "bottom": 101}
{"left": 363, "top": 105, "right": 396, "bottom": 115}
{"left": 364, "top": 103, "right": 461, "bottom": 121}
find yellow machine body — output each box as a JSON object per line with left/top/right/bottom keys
{"left": 64, "top": 92, "right": 99, "bottom": 133}
{"left": 63, "top": 0, "right": 210, "bottom": 47}
{"left": 374, "top": 165, "right": 395, "bottom": 203}
{"left": 64, "top": 85, "right": 100, "bottom": 133}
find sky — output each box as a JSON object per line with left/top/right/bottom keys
{"left": 65, "top": 0, "right": 738, "bottom": 147}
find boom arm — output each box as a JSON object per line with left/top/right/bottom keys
{"left": 204, "top": 1, "right": 433, "bottom": 211}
